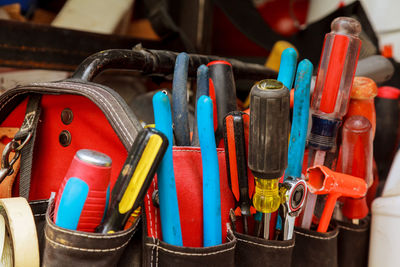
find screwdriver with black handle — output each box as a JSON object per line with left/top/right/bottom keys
{"left": 223, "top": 111, "right": 252, "bottom": 234}
{"left": 96, "top": 127, "right": 168, "bottom": 234}
{"left": 248, "top": 79, "right": 290, "bottom": 239}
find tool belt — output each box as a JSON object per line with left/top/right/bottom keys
{"left": 0, "top": 48, "right": 370, "bottom": 267}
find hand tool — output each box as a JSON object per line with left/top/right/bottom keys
{"left": 355, "top": 55, "right": 394, "bottom": 84}
{"left": 172, "top": 52, "right": 190, "bottom": 146}
{"left": 54, "top": 149, "right": 112, "bottom": 232}
{"left": 152, "top": 90, "right": 183, "bottom": 246}
{"left": 207, "top": 61, "right": 238, "bottom": 144}
{"left": 285, "top": 59, "right": 313, "bottom": 180}
{"left": 340, "top": 115, "right": 373, "bottom": 224}
{"left": 192, "top": 64, "right": 210, "bottom": 146}
{"left": 277, "top": 47, "right": 298, "bottom": 90}
{"left": 374, "top": 86, "right": 400, "bottom": 185}
{"left": 197, "top": 95, "right": 222, "bottom": 246}
{"left": 301, "top": 17, "right": 362, "bottom": 229}
{"left": 279, "top": 177, "right": 307, "bottom": 240}
{"left": 248, "top": 79, "right": 290, "bottom": 239}
{"left": 345, "top": 76, "right": 377, "bottom": 137}
{"left": 223, "top": 111, "right": 251, "bottom": 234}
{"left": 96, "top": 128, "right": 168, "bottom": 234}
{"left": 306, "top": 165, "right": 368, "bottom": 232}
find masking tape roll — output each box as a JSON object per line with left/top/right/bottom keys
{"left": 0, "top": 197, "right": 39, "bottom": 267}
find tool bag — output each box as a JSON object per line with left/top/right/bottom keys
{"left": 0, "top": 48, "right": 277, "bottom": 266}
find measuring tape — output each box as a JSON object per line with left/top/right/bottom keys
{"left": 0, "top": 197, "right": 39, "bottom": 267}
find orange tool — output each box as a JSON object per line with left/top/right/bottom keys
{"left": 306, "top": 165, "right": 368, "bottom": 232}
{"left": 346, "top": 76, "right": 377, "bottom": 136}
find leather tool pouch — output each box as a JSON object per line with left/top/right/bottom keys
{"left": 0, "top": 80, "right": 143, "bottom": 266}
{"left": 292, "top": 224, "right": 339, "bottom": 267}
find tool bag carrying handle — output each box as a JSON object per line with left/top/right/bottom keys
{"left": 70, "top": 46, "right": 277, "bottom": 82}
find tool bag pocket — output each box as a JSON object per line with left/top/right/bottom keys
{"left": 142, "top": 146, "right": 237, "bottom": 266}
{"left": 336, "top": 218, "right": 370, "bottom": 267}
{"left": 42, "top": 196, "right": 140, "bottom": 267}
{"left": 233, "top": 230, "right": 294, "bottom": 267}
{"left": 292, "top": 225, "right": 339, "bottom": 267}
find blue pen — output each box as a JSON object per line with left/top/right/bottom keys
{"left": 277, "top": 48, "right": 298, "bottom": 90}
{"left": 192, "top": 65, "right": 210, "bottom": 146}
{"left": 197, "top": 95, "right": 222, "bottom": 246}
{"left": 153, "top": 91, "right": 183, "bottom": 246}
{"left": 172, "top": 52, "right": 190, "bottom": 146}
{"left": 285, "top": 59, "right": 313, "bottom": 179}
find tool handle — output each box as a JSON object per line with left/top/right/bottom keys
{"left": 192, "top": 65, "right": 210, "bottom": 146}
{"left": 277, "top": 48, "right": 297, "bottom": 90}
{"left": 248, "top": 80, "right": 290, "bottom": 179}
{"left": 153, "top": 91, "right": 183, "bottom": 246}
{"left": 197, "top": 95, "right": 222, "bottom": 246}
{"left": 223, "top": 112, "right": 251, "bottom": 217}
{"left": 317, "top": 193, "right": 339, "bottom": 232}
{"left": 285, "top": 59, "right": 313, "bottom": 179}
{"left": 96, "top": 128, "right": 168, "bottom": 233}
{"left": 172, "top": 53, "right": 190, "bottom": 146}
{"left": 208, "top": 61, "right": 238, "bottom": 143}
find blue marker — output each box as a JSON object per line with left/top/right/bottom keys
{"left": 153, "top": 91, "right": 183, "bottom": 246}
{"left": 192, "top": 64, "right": 210, "bottom": 146}
{"left": 285, "top": 59, "right": 313, "bottom": 179}
{"left": 277, "top": 48, "right": 298, "bottom": 90}
{"left": 197, "top": 95, "right": 222, "bottom": 246}
{"left": 172, "top": 52, "right": 190, "bottom": 146}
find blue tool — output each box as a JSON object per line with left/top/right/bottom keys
{"left": 277, "top": 48, "right": 298, "bottom": 90}
{"left": 192, "top": 64, "right": 210, "bottom": 146}
{"left": 172, "top": 52, "right": 190, "bottom": 146}
{"left": 285, "top": 59, "right": 313, "bottom": 179}
{"left": 55, "top": 177, "right": 89, "bottom": 230}
{"left": 197, "top": 95, "right": 222, "bottom": 246}
{"left": 153, "top": 91, "right": 183, "bottom": 246}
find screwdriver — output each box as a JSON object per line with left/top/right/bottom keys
{"left": 207, "top": 61, "right": 238, "bottom": 144}
{"left": 223, "top": 111, "right": 252, "bottom": 234}
{"left": 340, "top": 115, "right": 373, "bottom": 224}
{"left": 301, "top": 17, "right": 362, "bottom": 229}
{"left": 96, "top": 128, "right": 168, "bottom": 233}
{"left": 248, "top": 79, "right": 290, "bottom": 239}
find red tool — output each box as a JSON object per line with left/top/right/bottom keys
{"left": 340, "top": 115, "right": 373, "bottom": 224}
{"left": 306, "top": 165, "right": 368, "bottom": 232}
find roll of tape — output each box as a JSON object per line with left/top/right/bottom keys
{"left": 0, "top": 197, "right": 39, "bottom": 267}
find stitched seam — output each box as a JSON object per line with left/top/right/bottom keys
{"left": 45, "top": 231, "right": 132, "bottom": 252}
{"left": 146, "top": 189, "right": 154, "bottom": 238}
{"left": 236, "top": 237, "right": 294, "bottom": 249}
{"left": 156, "top": 239, "right": 159, "bottom": 267}
{"left": 47, "top": 216, "right": 136, "bottom": 238}
{"left": 144, "top": 243, "right": 236, "bottom": 256}
{"left": 338, "top": 225, "right": 368, "bottom": 232}
{"left": 0, "top": 91, "right": 26, "bottom": 111}
{"left": 29, "top": 199, "right": 49, "bottom": 205}
{"left": 294, "top": 230, "right": 338, "bottom": 240}
{"left": 151, "top": 237, "right": 155, "bottom": 267}
{"left": 154, "top": 178, "right": 159, "bottom": 239}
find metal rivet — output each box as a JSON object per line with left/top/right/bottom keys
{"left": 59, "top": 130, "right": 71, "bottom": 147}
{"left": 61, "top": 108, "right": 73, "bottom": 125}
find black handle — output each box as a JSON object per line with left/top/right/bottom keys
{"left": 71, "top": 45, "right": 277, "bottom": 82}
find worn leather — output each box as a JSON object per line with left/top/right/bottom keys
{"left": 292, "top": 225, "right": 339, "bottom": 267}
{"left": 337, "top": 219, "right": 370, "bottom": 267}
{"left": 234, "top": 231, "right": 295, "bottom": 267}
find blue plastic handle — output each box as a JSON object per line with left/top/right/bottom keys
{"left": 277, "top": 48, "right": 298, "bottom": 90}
{"left": 197, "top": 95, "right": 222, "bottom": 247}
{"left": 285, "top": 59, "right": 313, "bottom": 179}
{"left": 153, "top": 91, "right": 183, "bottom": 246}
{"left": 55, "top": 177, "right": 89, "bottom": 230}
{"left": 172, "top": 52, "right": 190, "bottom": 146}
